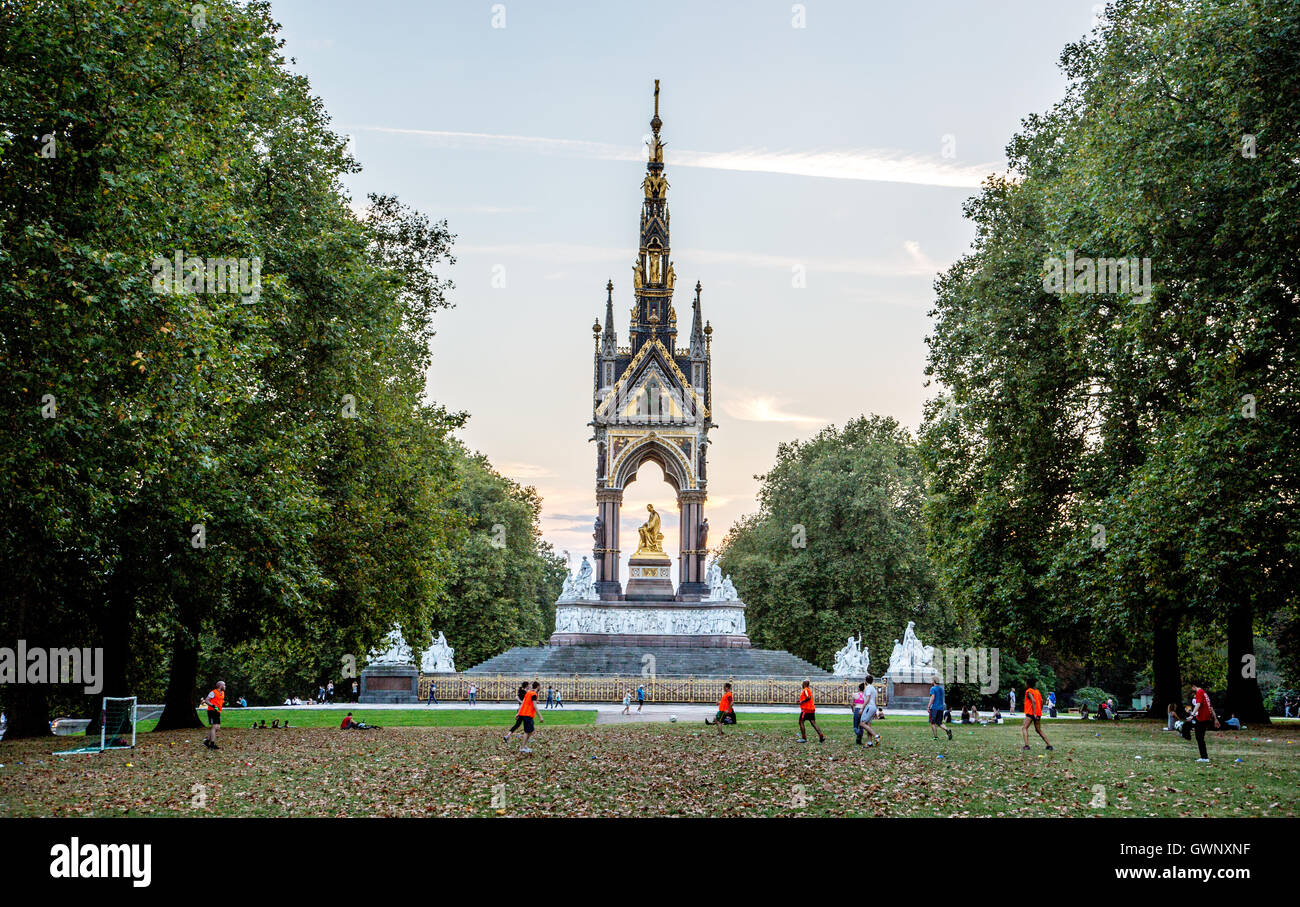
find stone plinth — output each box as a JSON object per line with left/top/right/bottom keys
{"left": 359, "top": 664, "right": 418, "bottom": 704}
{"left": 624, "top": 554, "right": 675, "bottom": 600}
{"left": 885, "top": 677, "right": 940, "bottom": 710}
{"left": 550, "top": 598, "right": 749, "bottom": 647}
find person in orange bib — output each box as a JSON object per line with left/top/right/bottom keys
{"left": 203, "top": 680, "right": 226, "bottom": 750}
{"left": 505, "top": 681, "right": 541, "bottom": 753}
{"left": 705, "top": 682, "right": 735, "bottom": 735}
{"left": 797, "top": 680, "right": 825, "bottom": 743}
{"left": 1020, "top": 677, "right": 1053, "bottom": 751}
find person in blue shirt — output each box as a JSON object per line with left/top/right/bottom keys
{"left": 928, "top": 682, "right": 952, "bottom": 740}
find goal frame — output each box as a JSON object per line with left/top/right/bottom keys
{"left": 99, "top": 696, "right": 137, "bottom": 750}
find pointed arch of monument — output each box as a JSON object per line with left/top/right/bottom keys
{"left": 610, "top": 434, "right": 693, "bottom": 493}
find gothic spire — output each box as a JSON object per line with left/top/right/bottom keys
{"left": 689, "top": 280, "right": 706, "bottom": 358}
{"left": 601, "top": 278, "right": 617, "bottom": 355}
{"left": 632, "top": 79, "right": 674, "bottom": 353}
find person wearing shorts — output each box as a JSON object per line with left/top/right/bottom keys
{"left": 857, "top": 675, "right": 880, "bottom": 747}
{"left": 929, "top": 681, "right": 952, "bottom": 740}
{"left": 505, "top": 682, "right": 541, "bottom": 752}
{"left": 797, "top": 680, "right": 825, "bottom": 743}
{"left": 705, "top": 683, "right": 734, "bottom": 735}
{"left": 1021, "top": 678, "right": 1053, "bottom": 751}
{"left": 203, "top": 680, "right": 225, "bottom": 750}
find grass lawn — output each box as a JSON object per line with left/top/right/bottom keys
{"left": 130, "top": 708, "right": 598, "bottom": 733}
{"left": 2, "top": 716, "right": 1296, "bottom": 817}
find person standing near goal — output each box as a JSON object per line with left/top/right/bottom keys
{"left": 203, "top": 680, "right": 226, "bottom": 750}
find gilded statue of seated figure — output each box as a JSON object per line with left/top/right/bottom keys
{"left": 636, "top": 503, "right": 664, "bottom": 554}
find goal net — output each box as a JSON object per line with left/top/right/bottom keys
{"left": 55, "top": 696, "right": 137, "bottom": 755}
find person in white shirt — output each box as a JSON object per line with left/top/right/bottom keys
{"left": 621, "top": 692, "right": 631, "bottom": 715}
{"left": 856, "top": 676, "right": 881, "bottom": 747}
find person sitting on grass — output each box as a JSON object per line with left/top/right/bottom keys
{"left": 705, "top": 682, "right": 734, "bottom": 735}
{"left": 961, "top": 706, "right": 971, "bottom": 724}
{"left": 340, "top": 712, "right": 377, "bottom": 730}
{"left": 970, "top": 705, "right": 981, "bottom": 724}
{"left": 991, "top": 706, "right": 1002, "bottom": 724}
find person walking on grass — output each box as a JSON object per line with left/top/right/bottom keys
{"left": 203, "top": 680, "right": 226, "bottom": 750}
{"left": 797, "top": 680, "right": 825, "bottom": 743}
{"left": 857, "top": 675, "right": 881, "bottom": 747}
{"left": 705, "top": 683, "right": 734, "bottom": 735}
{"left": 929, "top": 679, "right": 952, "bottom": 741}
{"left": 1020, "top": 678, "right": 1053, "bottom": 752}
{"left": 504, "top": 682, "right": 541, "bottom": 753}
{"left": 852, "top": 683, "right": 866, "bottom": 741}
{"left": 1190, "top": 681, "right": 1220, "bottom": 763}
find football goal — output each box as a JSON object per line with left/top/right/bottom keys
{"left": 54, "top": 696, "right": 137, "bottom": 755}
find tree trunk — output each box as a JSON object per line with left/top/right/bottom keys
{"left": 84, "top": 576, "right": 135, "bottom": 736}
{"left": 1148, "top": 613, "right": 1182, "bottom": 719}
{"left": 154, "top": 624, "right": 203, "bottom": 731}
{"left": 1225, "top": 603, "right": 1270, "bottom": 724}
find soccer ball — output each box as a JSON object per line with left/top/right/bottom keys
{"left": 669, "top": 715, "right": 678, "bottom": 722}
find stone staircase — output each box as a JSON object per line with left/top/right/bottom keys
{"left": 466, "top": 645, "right": 829, "bottom": 678}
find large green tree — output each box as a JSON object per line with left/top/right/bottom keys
{"left": 717, "top": 416, "right": 950, "bottom": 669}
{"left": 0, "top": 1, "right": 466, "bottom": 735}
{"left": 922, "top": 0, "right": 1300, "bottom": 722}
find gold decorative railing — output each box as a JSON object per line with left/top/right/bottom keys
{"left": 417, "top": 675, "right": 888, "bottom": 707}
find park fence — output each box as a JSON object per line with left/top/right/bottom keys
{"left": 418, "top": 674, "right": 888, "bottom": 707}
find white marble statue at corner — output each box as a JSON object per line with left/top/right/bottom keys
{"left": 704, "top": 561, "right": 740, "bottom": 602}
{"left": 420, "top": 630, "right": 457, "bottom": 673}
{"left": 832, "top": 632, "right": 870, "bottom": 677}
{"left": 559, "top": 556, "right": 599, "bottom": 602}
{"left": 367, "top": 624, "right": 414, "bottom": 666}
{"left": 886, "top": 620, "right": 937, "bottom": 681}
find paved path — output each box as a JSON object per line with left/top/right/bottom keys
{"left": 220, "top": 702, "right": 1081, "bottom": 724}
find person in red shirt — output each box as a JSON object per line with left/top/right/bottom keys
{"left": 797, "top": 680, "right": 825, "bottom": 743}
{"left": 705, "top": 682, "right": 735, "bottom": 735}
{"left": 1190, "top": 682, "right": 1219, "bottom": 762}
{"left": 505, "top": 681, "right": 541, "bottom": 753}
{"left": 203, "top": 680, "right": 225, "bottom": 750}
{"left": 1020, "top": 678, "right": 1053, "bottom": 751}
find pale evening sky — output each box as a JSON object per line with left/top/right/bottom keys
{"left": 270, "top": 0, "right": 1105, "bottom": 581}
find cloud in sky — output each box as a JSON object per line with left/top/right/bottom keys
{"left": 723, "top": 395, "right": 827, "bottom": 425}
{"left": 495, "top": 461, "right": 555, "bottom": 480}
{"left": 454, "top": 240, "right": 947, "bottom": 279}
{"left": 346, "top": 125, "right": 1003, "bottom": 189}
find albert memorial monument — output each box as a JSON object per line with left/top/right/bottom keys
{"left": 467, "top": 83, "right": 827, "bottom": 678}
